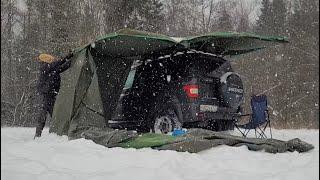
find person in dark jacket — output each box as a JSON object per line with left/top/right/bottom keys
{"left": 34, "top": 52, "right": 73, "bottom": 138}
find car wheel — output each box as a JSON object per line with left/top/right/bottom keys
{"left": 150, "top": 100, "right": 182, "bottom": 134}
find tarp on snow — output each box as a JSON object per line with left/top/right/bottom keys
{"left": 78, "top": 127, "right": 314, "bottom": 153}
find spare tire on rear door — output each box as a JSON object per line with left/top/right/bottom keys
{"left": 219, "top": 72, "right": 244, "bottom": 109}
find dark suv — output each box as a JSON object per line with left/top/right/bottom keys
{"left": 108, "top": 51, "right": 244, "bottom": 133}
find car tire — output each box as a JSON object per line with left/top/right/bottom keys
{"left": 149, "top": 97, "right": 182, "bottom": 134}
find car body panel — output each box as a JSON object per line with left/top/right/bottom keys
{"left": 109, "top": 52, "right": 243, "bottom": 131}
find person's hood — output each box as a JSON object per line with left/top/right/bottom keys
{"left": 38, "top": 54, "right": 56, "bottom": 63}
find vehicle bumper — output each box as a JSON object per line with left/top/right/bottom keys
{"left": 108, "top": 120, "right": 137, "bottom": 129}
{"left": 181, "top": 103, "right": 240, "bottom": 122}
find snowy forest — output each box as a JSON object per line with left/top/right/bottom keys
{"left": 1, "top": 0, "right": 319, "bottom": 128}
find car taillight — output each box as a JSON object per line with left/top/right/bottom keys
{"left": 183, "top": 84, "right": 199, "bottom": 98}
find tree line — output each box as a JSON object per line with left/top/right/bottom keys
{"left": 1, "top": 0, "right": 319, "bottom": 128}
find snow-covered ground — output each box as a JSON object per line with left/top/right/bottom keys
{"left": 1, "top": 127, "right": 319, "bottom": 180}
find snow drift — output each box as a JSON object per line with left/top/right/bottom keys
{"left": 1, "top": 128, "right": 319, "bottom": 180}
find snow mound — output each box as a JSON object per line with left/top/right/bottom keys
{"left": 1, "top": 128, "right": 319, "bottom": 180}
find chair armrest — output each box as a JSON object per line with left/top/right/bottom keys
{"left": 233, "top": 113, "right": 251, "bottom": 124}
{"left": 265, "top": 110, "right": 270, "bottom": 119}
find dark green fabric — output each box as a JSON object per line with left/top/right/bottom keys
{"left": 67, "top": 103, "right": 106, "bottom": 137}
{"left": 96, "top": 28, "right": 177, "bottom": 42}
{"left": 180, "top": 32, "right": 288, "bottom": 56}
{"left": 82, "top": 72, "right": 104, "bottom": 115}
{"left": 72, "top": 28, "right": 288, "bottom": 57}
{"left": 73, "top": 52, "right": 94, "bottom": 116}
{"left": 153, "top": 129, "right": 314, "bottom": 153}
{"left": 68, "top": 126, "right": 138, "bottom": 147}
{"left": 66, "top": 51, "right": 107, "bottom": 137}
{"left": 50, "top": 46, "right": 133, "bottom": 137}
{"left": 74, "top": 29, "right": 179, "bottom": 58}
{"left": 92, "top": 55, "right": 132, "bottom": 121}
{"left": 50, "top": 49, "right": 88, "bottom": 135}
{"left": 68, "top": 128, "right": 314, "bottom": 154}
{"left": 81, "top": 51, "right": 104, "bottom": 115}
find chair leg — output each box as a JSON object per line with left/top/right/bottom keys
{"left": 268, "top": 121, "right": 272, "bottom": 139}
{"left": 258, "top": 121, "right": 272, "bottom": 139}
{"left": 267, "top": 112, "right": 272, "bottom": 139}
{"left": 256, "top": 128, "right": 262, "bottom": 138}
{"left": 244, "top": 129, "right": 251, "bottom": 137}
{"left": 257, "top": 127, "right": 268, "bottom": 138}
{"left": 235, "top": 125, "right": 247, "bottom": 137}
{"left": 256, "top": 127, "right": 267, "bottom": 138}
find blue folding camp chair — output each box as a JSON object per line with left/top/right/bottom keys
{"left": 235, "top": 94, "right": 272, "bottom": 138}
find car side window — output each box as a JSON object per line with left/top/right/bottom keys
{"left": 124, "top": 69, "right": 136, "bottom": 89}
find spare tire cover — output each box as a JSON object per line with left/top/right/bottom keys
{"left": 219, "top": 72, "right": 244, "bottom": 108}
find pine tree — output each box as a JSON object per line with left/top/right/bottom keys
{"left": 50, "top": 0, "right": 78, "bottom": 56}
{"left": 128, "top": 0, "right": 165, "bottom": 33}
{"left": 104, "top": 0, "right": 136, "bottom": 32}
{"left": 256, "top": 0, "right": 272, "bottom": 34}
{"left": 216, "top": 2, "right": 233, "bottom": 31}
{"left": 285, "top": 0, "right": 319, "bottom": 128}
{"left": 270, "top": 0, "right": 287, "bottom": 35}
{"left": 236, "top": 16, "right": 249, "bottom": 32}
{"left": 143, "top": 0, "right": 165, "bottom": 33}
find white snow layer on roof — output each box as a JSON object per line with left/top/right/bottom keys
{"left": 1, "top": 127, "right": 319, "bottom": 180}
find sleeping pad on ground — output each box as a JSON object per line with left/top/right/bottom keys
{"left": 66, "top": 126, "right": 314, "bottom": 153}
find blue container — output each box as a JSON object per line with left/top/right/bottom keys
{"left": 172, "top": 129, "right": 187, "bottom": 136}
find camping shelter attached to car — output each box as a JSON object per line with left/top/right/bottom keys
{"left": 49, "top": 28, "right": 288, "bottom": 137}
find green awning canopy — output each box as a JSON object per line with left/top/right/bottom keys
{"left": 179, "top": 31, "right": 288, "bottom": 56}
{"left": 74, "top": 28, "right": 288, "bottom": 57}
{"left": 91, "top": 29, "right": 181, "bottom": 57}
